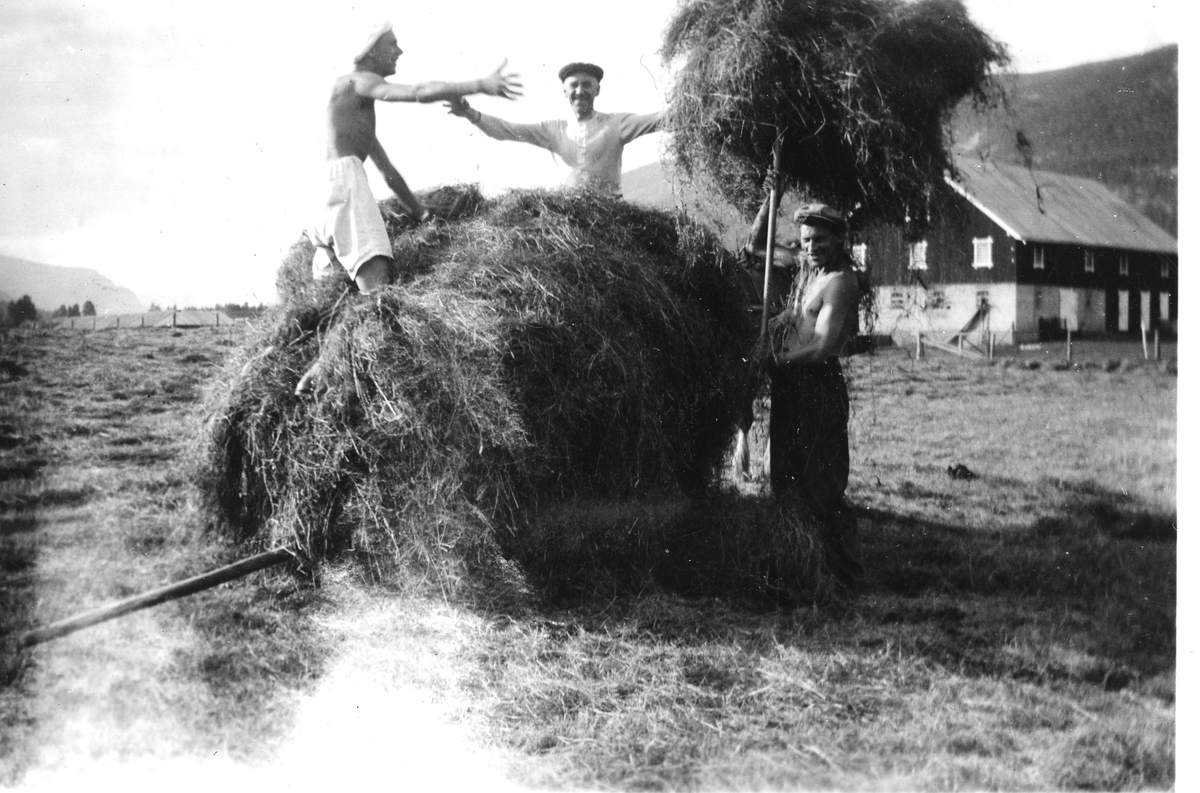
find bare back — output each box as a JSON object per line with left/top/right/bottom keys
{"left": 326, "top": 73, "right": 378, "bottom": 161}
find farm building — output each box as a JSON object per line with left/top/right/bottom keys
{"left": 858, "top": 159, "right": 1177, "bottom": 347}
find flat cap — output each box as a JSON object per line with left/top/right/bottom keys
{"left": 558, "top": 62, "right": 604, "bottom": 82}
{"left": 792, "top": 203, "right": 847, "bottom": 232}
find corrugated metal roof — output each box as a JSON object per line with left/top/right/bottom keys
{"left": 947, "top": 160, "right": 1176, "bottom": 254}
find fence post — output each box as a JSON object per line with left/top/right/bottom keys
{"left": 915, "top": 333, "right": 923, "bottom": 361}
{"left": 1154, "top": 328, "right": 1161, "bottom": 361}
{"left": 1066, "top": 327, "right": 1072, "bottom": 362}
{"left": 1141, "top": 326, "right": 1148, "bottom": 360}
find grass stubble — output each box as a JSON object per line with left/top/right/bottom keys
{"left": 0, "top": 329, "right": 1176, "bottom": 788}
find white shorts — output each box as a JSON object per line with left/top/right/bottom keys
{"left": 308, "top": 156, "right": 391, "bottom": 281}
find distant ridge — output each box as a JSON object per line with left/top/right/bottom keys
{"left": 626, "top": 45, "right": 1177, "bottom": 238}
{"left": 953, "top": 44, "right": 1177, "bottom": 235}
{"left": 0, "top": 255, "right": 144, "bottom": 315}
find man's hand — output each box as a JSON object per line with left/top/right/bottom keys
{"left": 480, "top": 60, "right": 523, "bottom": 99}
{"left": 445, "top": 96, "right": 478, "bottom": 121}
{"left": 762, "top": 165, "right": 781, "bottom": 196}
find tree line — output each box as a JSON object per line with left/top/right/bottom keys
{"left": 3, "top": 296, "right": 271, "bottom": 327}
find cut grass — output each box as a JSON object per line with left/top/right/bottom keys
{"left": 0, "top": 327, "right": 332, "bottom": 783}
{"left": 0, "top": 329, "right": 1176, "bottom": 790}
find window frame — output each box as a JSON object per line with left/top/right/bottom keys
{"left": 1032, "top": 245, "right": 1045, "bottom": 270}
{"left": 851, "top": 243, "right": 868, "bottom": 271}
{"left": 908, "top": 240, "right": 928, "bottom": 271}
{"left": 1119, "top": 255, "right": 1130, "bottom": 276}
{"left": 1084, "top": 250, "right": 1096, "bottom": 273}
{"left": 972, "top": 236, "right": 994, "bottom": 269}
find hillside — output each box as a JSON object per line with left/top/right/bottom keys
{"left": 0, "top": 255, "right": 144, "bottom": 315}
{"left": 953, "top": 45, "right": 1177, "bottom": 235}
{"left": 626, "top": 45, "right": 1177, "bottom": 237}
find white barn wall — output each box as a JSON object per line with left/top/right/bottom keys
{"left": 874, "top": 283, "right": 1017, "bottom": 345}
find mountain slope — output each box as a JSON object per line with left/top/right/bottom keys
{"left": 0, "top": 255, "right": 145, "bottom": 314}
{"left": 953, "top": 44, "right": 1177, "bottom": 235}
{"left": 626, "top": 45, "right": 1177, "bottom": 238}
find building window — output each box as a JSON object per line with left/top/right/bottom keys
{"left": 972, "top": 237, "right": 993, "bottom": 268}
{"left": 1084, "top": 251, "right": 1095, "bottom": 273}
{"left": 889, "top": 291, "right": 904, "bottom": 309}
{"left": 851, "top": 243, "right": 868, "bottom": 270}
{"left": 929, "top": 290, "right": 947, "bottom": 309}
{"left": 1161, "top": 260, "right": 1170, "bottom": 278}
{"left": 908, "top": 241, "right": 928, "bottom": 270}
{"left": 1119, "top": 256, "right": 1130, "bottom": 276}
{"left": 1033, "top": 245, "right": 1045, "bottom": 270}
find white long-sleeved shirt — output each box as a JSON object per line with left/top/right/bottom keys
{"left": 471, "top": 110, "right": 661, "bottom": 197}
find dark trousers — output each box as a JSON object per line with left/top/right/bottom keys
{"left": 770, "top": 359, "right": 863, "bottom": 583}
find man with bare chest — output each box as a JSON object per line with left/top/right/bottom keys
{"left": 309, "top": 22, "right": 521, "bottom": 295}
{"left": 745, "top": 197, "right": 864, "bottom": 589}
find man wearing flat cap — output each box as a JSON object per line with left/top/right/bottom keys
{"left": 309, "top": 22, "right": 522, "bottom": 296}
{"left": 444, "top": 62, "right": 660, "bottom": 197}
{"left": 743, "top": 186, "right": 864, "bottom": 590}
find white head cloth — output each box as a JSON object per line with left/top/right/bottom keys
{"left": 355, "top": 21, "right": 393, "bottom": 63}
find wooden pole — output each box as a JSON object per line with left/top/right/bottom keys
{"left": 1154, "top": 328, "right": 1161, "bottom": 361}
{"left": 1066, "top": 327, "right": 1072, "bottom": 361}
{"left": 1141, "top": 325, "right": 1148, "bottom": 359}
{"left": 14, "top": 548, "right": 294, "bottom": 649}
{"left": 915, "top": 333, "right": 923, "bottom": 361}
{"left": 759, "top": 130, "right": 787, "bottom": 340}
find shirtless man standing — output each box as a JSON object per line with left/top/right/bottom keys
{"left": 745, "top": 192, "right": 864, "bottom": 589}
{"left": 310, "top": 22, "right": 522, "bottom": 295}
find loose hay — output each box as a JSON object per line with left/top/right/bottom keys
{"left": 662, "top": 0, "right": 1009, "bottom": 230}
{"left": 199, "top": 186, "right": 838, "bottom": 604}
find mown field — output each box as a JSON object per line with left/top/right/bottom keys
{"left": 0, "top": 326, "right": 1178, "bottom": 790}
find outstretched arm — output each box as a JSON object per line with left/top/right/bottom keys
{"left": 444, "top": 96, "right": 558, "bottom": 149}
{"left": 359, "top": 61, "right": 523, "bottom": 104}
{"left": 368, "top": 138, "right": 423, "bottom": 217}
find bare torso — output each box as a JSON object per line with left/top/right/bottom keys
{"left": 781, "top": 261, "right": 860, "bottom": 360}
{"left": 326, "top": 73, "right": 377, "bottom": 161}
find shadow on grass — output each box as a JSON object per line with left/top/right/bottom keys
{"left": 858, "top": 479, "right": 1175, "bottom": 691}
{"left": 0, "top": 513, "right": 39, "bottom": 785}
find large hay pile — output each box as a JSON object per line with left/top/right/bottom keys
{"left": 198, "top": 187, "right": 838, "bottom": 604}
{"left": 662, "top": 0, "right": 1009, "bottom": 230}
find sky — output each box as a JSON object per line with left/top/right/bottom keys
{"left": 0, "top": 0, "right": 1185, "bottom": 307}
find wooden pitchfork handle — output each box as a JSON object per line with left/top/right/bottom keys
{"left": 760, "top": 129, "right": 787, "bottom": 340}
{"left": 11, "top": 547, "right": 295, "bottom": 649}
